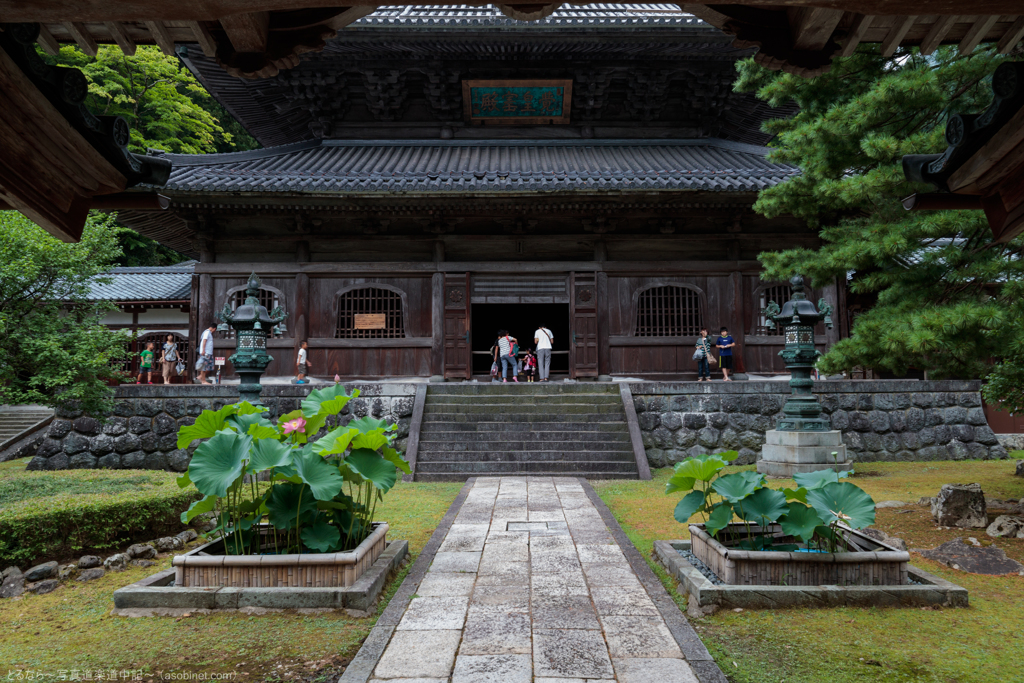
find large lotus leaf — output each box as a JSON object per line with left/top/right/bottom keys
{"left": 187, "top": 429, "right": 251, "bottom": 498}
{"left": 710, "top": 471, "right": 763, "bottom": 503}
{"left": 352, "top": 430, "right": 390, "bottom": 452}
{"left": 778, "top": 502, "right": 821, "bottom": 542}
{"left": 292, "top": 448, "right": 345, "bottom": 501}
{"left": 275, "top": 409, "right": 315, "bottom": 445}
{"left": 247, "top": 423, "right": 280, "bottom": 440}
{"left": 672, "top": 454, "right": 727, "bottom": 483}
{"left": 705, "top": 503, "right": 734, "bottom": 537}
{"left": 180, "top": 494, "right": 218, "bottom": 524}
{"left": 176, "top": 470, "right": 192, "bottom": 489}
{"left": 234, "top": 401, "right": 265, "bottom": 415}
{"left": 265, "top": 482, "right": 317, "bottom": 529}
{"left": 718, "top": 450, "right": 740, "bottom": 462}
{"left": 792, "top": 468, "right": 851, "bottom": 491}
{"left": 345, "top": 448, "right": 398, "bottom": 493}
{"left": 735, "top": 487, "right": 788, "bottom": 526}
{"left": 248, "top": 438, "right": 293, "bottom": 473}
{"left": 673, "top": 490, "right": 706, "bottom": 524}
{"left": 176, "top": 404, "right": 238, "bottom": 449}
{"left": 782, "top": 487, "right": 808, "bottom": 503}
{"left": 301, "top": 516, "right": 342, "bottom": 553}
{"left": 665, "top": 473, "right": 696, "bottom": 495}
{"left": 382, "top": 446, "right": 412, "bottom": 475}
{"left": 312, "top": 426, "right": 359, "bottom": 457}
{"left": 347, "top": 415, "right": 394, "bottom": 435}
{"left": 806, "top": 482, "right": 876, "bottom": 529}
{"left": 302, "top": 384, "right": 358, "bottom": 418}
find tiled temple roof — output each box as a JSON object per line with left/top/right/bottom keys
{"left": 89, "top": 262, "right": 195, "bottom": 302}
{"left": 155, "top": 139, "right": 797, "bottom": 194}
{"left": 351, "top": 4, "right": 705, "bottom": 29}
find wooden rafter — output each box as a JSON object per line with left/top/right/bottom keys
{"left": 959, "top": 15, "right": 1000, "bottom": 55}
{"left": 839, "top": 14, "right": 874, "bottom": 57}
{"left": 880, "top": 15, "right": 916, "bottom": 58}
{"left": 103, "top": 21, "right": 136, "bottom": 56}
{"left": 143, "top": 20, "right": 175, "bottom": 56}
{"left": 35, "top": 23, "right": 59, "bottom": 55}
{"left": 788, "top": 7, "right": 844, "bottom": 51}
{"left": 186, "top": 21, "right": 218, "bottom": 58}
{"left": 920, "top": 15, "right": 959, "bottom": 55}
{"left": 62, "top": 21, "right": 97, "bottom": 56}
{"left": 220, "top": 11, "right": 270, "bottom": 53}
{"left": 996, "top": 16, "right": 1024, "bottom": 53}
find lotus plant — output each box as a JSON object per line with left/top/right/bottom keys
{"left": 666, "top": 451, "right": 875, "bottom": 552}
{"left": 175, "top": 383, "right": 410, "bottom": 555}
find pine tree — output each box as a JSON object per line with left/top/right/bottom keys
{"left": 737, "top": 45, "right": 1024, "bottom": 412}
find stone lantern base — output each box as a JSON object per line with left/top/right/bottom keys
{"left": 757, "top": 430, "right": 849, "bottom": 478}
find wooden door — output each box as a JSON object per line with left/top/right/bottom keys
{"left": 570, "top": 272, "right": 599, "bottom": 378}
{"left": 443, "top": 273, "right": 471, "bottom": 379}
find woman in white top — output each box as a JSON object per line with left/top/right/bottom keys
{"left": 494, "top": 329, "right": 519, "bottom": 383}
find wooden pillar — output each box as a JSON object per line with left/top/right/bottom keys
{"left": 730, "top": 270, "right": 746, "bottom": 373}
{"left": 597, "top": 271, "right": 610, "bottom": 378}
{"left": 822, "top": 278, "right": 840, "bottom": 349}
{"left": 296, "top": 240, "right": 310, "bottom": 262}
{"left": 433, "top": 240, "right": 445, "bottom": 263}
{"left": 293, "top": 271, "right": 309, "bottom": 375}
{"left": 431, "top": 271, "right": 444, "bottom": 377}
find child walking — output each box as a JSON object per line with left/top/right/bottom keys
{"left": 522, "top": 348, "right": 538, "bottom": 382}
{"left": 137, "top": 342, "right": 155, "bottom": 384}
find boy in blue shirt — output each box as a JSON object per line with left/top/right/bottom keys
{"left": 716, "top": 327, "right": 735, "bottom": 381}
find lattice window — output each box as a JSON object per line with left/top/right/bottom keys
{"left": 634, "top": 286, "right": 703, "bottom": 337}
{"left": 223, "top": 288, "right": 282, "bottom": 339}
{"left": 754, "top": 284, "right": 792, "bottom": 335}
{"left": 335, "top": 287, "right": 406, "bottom": 339}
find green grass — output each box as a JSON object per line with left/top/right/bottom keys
{"left": 0, "top": 472, "right": 462, "bottom": 677}
{"left": 593, "top": 461, "right": 1024, "bottom": 683}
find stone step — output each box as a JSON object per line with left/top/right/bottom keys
{"left": 415, "top": 459, "right": 639, "bottom": 474}
{"left": 424, "top": 404, "right": 623, "bottom": 415}
{"left": 419, "top": 421, "right": 628, "bottom": 434}
{"left": 425, "top": 395, "right": 622, "bottom": 406}
{"left": 417, "top": 439, "right": 631, "bottom": 452}
{"left": 414, "top": 450, "right": 637, "bottom": 463}
{"left": 414, "top": 470, "right": 634, "bottom": 482}
{"left": 428, "top": 384, "right": 618, "bottom": 395}
{"left": 419, "top": 430, "right": 630, "bottom": 443}
{"left": 422, "top": 414, "right": 624, "bottom": 424}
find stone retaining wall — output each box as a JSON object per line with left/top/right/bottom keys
{"left": 630, "top": 380, "right": 1006, "bottom": 468}
{"left": 27, "top": 383, "right": 417, "bottom": 472}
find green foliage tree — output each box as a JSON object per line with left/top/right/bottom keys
{"left": 0, "top": 211, "right": 133, "bottom": 414}
{"left": 736, "top": 45, "right": 1024, "bottom": 411}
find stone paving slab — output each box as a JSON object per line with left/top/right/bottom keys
{"left": 344, "top": 476, "right": 725, "bottom": 683}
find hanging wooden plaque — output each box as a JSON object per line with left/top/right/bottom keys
{"left": 353, "top": 314, "right": 387, "bottom": 330}
{"left": 463, "top": 79, "right": 572, "bottom": 125}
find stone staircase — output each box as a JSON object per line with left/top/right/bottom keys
{"left": 413, "top": 383, "right": 639, "bottom": 481}
{"left": 0, "top": 406, "right": 54, "bottom": 454}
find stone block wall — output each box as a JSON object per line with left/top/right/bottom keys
{"left": 630, "top": 380, "right": 1006, "bottom": 468}
{"left": 27, "top": 383, "right": 417, "bottom": 472}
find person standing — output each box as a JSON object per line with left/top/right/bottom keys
{"left": 496, "top": 329, "right": 519, "bottom": 383}
{"left": 534, "top": 324, "right": 553, "bottom": 382}
{"left": 136, "top": 342, "right": 155, "bottom": 384}
{"left": 296, "top": 340, "right": 310, "bottom": 384}
{"left": 716, "top": 326, "right": 736, "bottom": 381}
{"left": 522, "top": 348, "right": 538, "bottom": 382}
{"left": 195, "top": 324, "right": 216, "bottom": 385}
{"left": 695, "top": 327, "right": 713, "bottom": 382}
{"left": 161, "top": 334, "right": 179, "bottom": 384}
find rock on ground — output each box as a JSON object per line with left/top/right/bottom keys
{"left": 1, "top": 566, "right": 22, "bottom": 581}
{"left": 986, "top": 515, "right": 1024, "bottom": 539}
{"left": 103, "top": 554, "right": 129, "bottom": 571}
{"left": 126, "top": 543, "right": 157, "bottom": 559}
{"left": 130, "top": 559, "right": 156, "bottom": 568}
{"left": 78, "top": 555, "right": 101, "bottom": 569}
{"left": 58, "top": 565, "right": 76, "bottom": 581}
{"left": 175, "top": 529, "right": 198, "bottom": 543}
{"left": 1016, "top": 460, "right": 1024, "bottom": 477}
{"left": 155, "top": 536, "right": 184, "bottom": 552}
{"left": 76, "top": 568, "right": 105, "bottom": 582}
{"left": 29, "top": 579, "right": 60, "bottom": 595}
{"left": 24, "top": 561, "right": 58, "bottom": 581}
{"left": 931, "top": 483, "right": 988, "bottom": 528}
{"left": 875, "top": 500, "right": 908, "bottom": 509}
{"left": 918, "top": 538, "right": 1024, "bottom": 575}
{"left": 860, "top": 527, "right": 908, "bottom": 552}
{"left": 0, "top": 576, "right": 25, "bottom": 598}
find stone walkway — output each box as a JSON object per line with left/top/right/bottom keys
{"left": 362, "top": 476, "right": 718, "bottom": 683}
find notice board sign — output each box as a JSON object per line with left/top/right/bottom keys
{"left": 214, "top": 357, "right": 226, "bottom": 366}
{"left": 463, "top": 79, "right": 572, "bottom": 125}
{"left": 354, "top": 314, "right": 387, "bottom": 330}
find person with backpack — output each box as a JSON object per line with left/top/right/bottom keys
{"left": 495, "top": 329, "right": 519, "bottom": 383}
{"left": 534, "top": 324, "right": 554, "bottom": 382}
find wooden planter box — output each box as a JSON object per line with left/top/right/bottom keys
{"left": 689, "top": 523, "right": 909, "bottom": 586}
{"left": 172, "top": 522, "right": 389, "bottom": 588}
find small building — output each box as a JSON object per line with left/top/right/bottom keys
{"left": 89, "top": 262, "right": 195, "bottom": 381}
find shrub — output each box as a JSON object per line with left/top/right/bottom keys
{"left": 0, "top": 469, "right": 198, "bottom": 566}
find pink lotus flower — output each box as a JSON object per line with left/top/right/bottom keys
{"left": 334, "top": 374, "right": 341, "bottom": 383}
{"left": 282, "top": 416, "right": 306, "bottom": 435}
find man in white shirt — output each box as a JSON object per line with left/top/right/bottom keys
{"left": 296, "top": 340, "right": 310, "bottom": 384}
{"left": 534, "top": 324, "right": 553, "bottom": 382}
{"left": 195, "top": 324, "right": 216, "bottom": 385}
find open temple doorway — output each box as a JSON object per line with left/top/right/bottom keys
{"left": 471, "top": 303, "right": 570, "bottom": 377}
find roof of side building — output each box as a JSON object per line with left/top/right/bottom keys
{"left": 88, "top": 262, "right": 195, "bottom": 302}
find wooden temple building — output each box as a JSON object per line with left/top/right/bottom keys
{"left": 115, "top": 4, "right": 841, "bottom": 381}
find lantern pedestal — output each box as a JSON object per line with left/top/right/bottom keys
{"left": 757, "top": 429, "right": 849, "bottom": 478}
